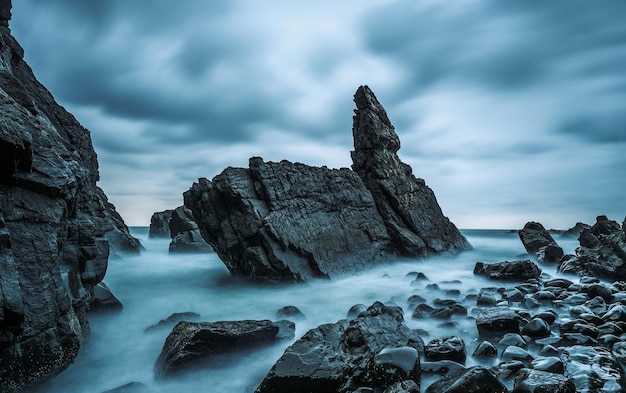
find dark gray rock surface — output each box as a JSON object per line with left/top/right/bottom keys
{"left": 518, "top": 222, "right": 561, "bottom": 254}
{"left": 424, "top": 366, "right": 507, "bottom": 393}
{"left": 474, "top": 260, "right": 542, "bottom": 281}
{"left": 168, "top": 206, "right": 211, "bottom": 253}
{"left": 184, "top": 85, "right": 470, "bottom": 281}
{"left": 255, "top": 302, "right": 424, "bottom": 393}
{"left": 148, "top": 209, "right": 172, "bottom": 238}
{"left": 155, "top": 320, "right": 281, "bottom": 378}
{"left": 558, "top": 215, "right": 626, "bottom": 280}
{"left": 0, "top": 4, "right": 140, "bottom": 391}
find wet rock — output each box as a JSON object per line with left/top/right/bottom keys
{"left": 383, "top": 380, "right": 420, "bottom": 393}
{"left": 272, "top": 320, "right": 296, "bottom": 340}
{"left": 145, "top": 312, "right": 201, "bottom": 333}
{"left": 477, "top": 291, "right": 499, "bottom": 306}
{"left": 149, "top": 210, "right": 173, "bottom": 238}
{"left": 276, "top": 305, "right": 305, "bottom": 320}
{"left": 532, "top": 310, "right": 557, "bottom": 325}
{"left": 0, "top": 7, "right": 141, "bottom": 389}
{"left": 348, "top": 304, "right": 367, "bottom": 319}
{"left": 499, "top": 333, "right": 527, "bottom": 348}
{"left": 513, "top": 368, "right": 575, "bottom": 393}
{"left": 421, "top": 360, "right": 466, "bottom": 375}
{"left": 602, "top": 304, "right": 626, "bottom": 323}
{"left": 255, "top": 302, "right": 424, "bottom": 393}
{"left": 474, "top": 260, "right": 542, "bottom": 281}
{"left": 561, "top": 222, "right": 590, "bottom": 238}
{"left": 558, "top": 216, "right": 626, "bottom": 280}
{"left": 407, "top": 295, "right": 426, "bottom": 309}
{"left": 424, "top": 336, "right": 466, "bottom": 364}
{"left": 89, "top": 282, "right": 123, "bottom": 312}
{"left": 585, "top": 283, "right": 613, "bottom": 303}
{"left": 168, "top": 206, "right": 211, "bottom": 253}
{"left": 502, "top": 288, "right": 524, "bottom": 303}
{"left": 561, "top": 345, "right": 625, "bottom": 392}
{"left": 544, "top": 278, "right": 574, "bottom": 289}
{"left": 477, "top": 307, "right": 523, "bottom": 337}
{"left": 424, "top": 366, "right": 507, "bottom": 393}
{"left": 501, "top": 346, "right": 534, "bottom": 364}
{"left": 371, "top": 346, "right": 421, "bottom": 389}
{"left": 538, "top": 345, "right": 560, "bottom": 357}
{"left": 530, "top": 356, "right": 564, "bottom": 373}
{"left": 521, "top": 318, "right": 551, "bottom": 338}
{"left": 492, "top": 361, "right": 525, "bottom": 380}
{"left": 155, "top": 320, "right": 280, "bottom": 377}
{"left": 518, "top": 222, "right": 562, "bottom": 255}
{"left": 184, "top": 86, "right": 470, "bottom": 282}
{"left": 536, "top": 245, "right": 565, "bottom": 264}
{"left": 472, "top": 341, "right": 497, "bottom": 358}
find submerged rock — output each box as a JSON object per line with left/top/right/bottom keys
{"left": 144, "top": 312, "right": 201, "bottom": 333}
{"left": 255, "top": 302, "right": 424, "bottom": 393}
{"left": 0, "top": 5, "right": 140, "bottom": 391}
{"left": 558, "top": 215, "right": 626, "bottom": 280}
{"left": 184, "top": 86, "right": 470, "bottom": 281}
{"left": 155, "top": 320, "right": 281, "bottom": 378}
{"left": 513, "top": 368, "right": 575, "bottom": 393}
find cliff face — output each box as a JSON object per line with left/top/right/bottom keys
{"left": 185, "top": 86, "right": 470, "bottom": 282}
{"left": 0, "top": 2, "right": 141, "bottom": 390}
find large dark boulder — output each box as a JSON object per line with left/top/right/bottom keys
{"left": 0, "top": 5, "right": 140, "bottom": 391}
{"left": 184, "top": 86, "right": 470, "bottom": 281}
{"left": 149, "top": 209, "right": 172, "bottom": 238}
{"left": 558, "top": 215, "right": 626, "bottom": 280}
{"left": 155, "top": 320, "right": 282, "bottom": 378}
{"left": 255, "top": 302, "right": 424, "bottom": 393}
{"left": 474, "top": 260, "right": 542, "bottom": 281}
{"left": 518, "top": 222, "right": 563, "bottom": 263}
{"left": 168, "top": 206, "right": 211, "bottom": 253}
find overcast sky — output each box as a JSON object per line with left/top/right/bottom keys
{"left": 9, "top": 0, "right": 626, "bottom": 229}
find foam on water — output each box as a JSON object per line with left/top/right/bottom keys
{"left": 33, "top": 228, "right": 580, "bottom": 393}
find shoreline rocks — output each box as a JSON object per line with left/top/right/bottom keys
{"left": 148, "top": 206, "right": 210, "bottom": 253}
{"left": 0, "top": 3, "right": 140, "bottom": 391}
{"left": 184, "top": 86, "right": 470, "bottom": 282}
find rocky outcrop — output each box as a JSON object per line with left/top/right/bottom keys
{"left": 474, "top": 260, "right": 542, "bottom": 281}
{"left": 168, "top": 206, "right": 211, "bottom": 253}
{"left": 255, "top": 302, "right": 424, "bottom": 393}
{"left": 149, "top": 209, "right": 172, "bottom": 238}
{"left": 0, "top": 3, "right": 140, "bottom": 391}
{"left": 184, "top": 86, "right": 470, "bottom": 281}
{"left": 558, "top": 215, "right": 626, "bottom": 280}
{"left": 518, "top": 222, "right": 563, "bottom": 263}
{"left": 154, "top": 319, "right": 291, "bottom": 378}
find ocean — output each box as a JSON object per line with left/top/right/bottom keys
{"left": 32, "top": 228, "right": 580, "bottom": 393}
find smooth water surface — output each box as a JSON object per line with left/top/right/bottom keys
{"left": 33, "top": 228, "right": 580, "bottom": 393}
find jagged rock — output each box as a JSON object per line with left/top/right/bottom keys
{"left": 562, "top": 222, "right": 590, "bottom": 238}
{"left": 424, "top": 366, "right": 507, "bottom": 393}
{"left": 518, "top": 222, "right": 562, "bottom": 255}
{"left": 513, "top": 369, "right": 575, "bottom": 393}
{"left": 474, "top": 260, "right": 542, "bottom": 281}
{"left": 558, "top": 215, "right": 626, "bottom": 280}
{"left": 168, "top": 206, "right": 211, "bottom": 253}
{"left": 255, "top": 302, "right": 424, "bottom": 393}
{"left": 155, "top": 320, "right": 281, "bottom": 378}
{"left": 424, "top": 336, "right": 466, "bottom": 364}
{"left": 184, "top": 86, "right": 470, "bottom": 281}
{"left": 149, "top": 209, "right": 172, "bottom": 238}
{"left": 0, "top": 5, "right": 140, "bottom": 391}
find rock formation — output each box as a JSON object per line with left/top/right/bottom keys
{"left": 558, "top": 215, "right": 626, "bottom": 280}
{"left": 184, "top": 85, "right": 470, "bottom": 281}
{"left": 149, "top": 207, "right": 210, "bottom": 252}
{"left": 149, "top": 209, "right": 172, "bottom": 238}
{"left": 518, "top": 222, "right": 564, "bottom": 263}
{"left": 0, "top": 2, "right": 140, "bottom": 391}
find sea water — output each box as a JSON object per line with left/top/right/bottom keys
{"left": 32, "top": 229, "right": 580, "bottom": 393}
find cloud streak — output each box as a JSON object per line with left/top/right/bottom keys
{"left": 9, "top": 0, "right": 626, "bottom": 228}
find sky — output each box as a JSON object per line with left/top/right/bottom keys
{"left": 8, "top": 0, "right": 626, "bottom": 229}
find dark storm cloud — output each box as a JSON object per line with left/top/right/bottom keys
{"left": 558, "top": 114, "right": 626, "bottom": 143}
{"left": 361, "top": 0, "right": 626, "bottom": 93}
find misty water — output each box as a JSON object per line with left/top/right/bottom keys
{"left": 35, "top": 228, "right": 580, "bottom": 393}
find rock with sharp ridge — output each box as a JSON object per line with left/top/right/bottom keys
{"left": 0, "top": 4, "right": 140, "bottom": 391}
{"left": 184, "top": 86, "right": 470, "bottom": 281}
{"left": 149, "top": 209, "right": 173, "bottom": 238}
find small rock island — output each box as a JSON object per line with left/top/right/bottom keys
{"left": 184, "top": 86, "right": 471, "bottom": 281}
